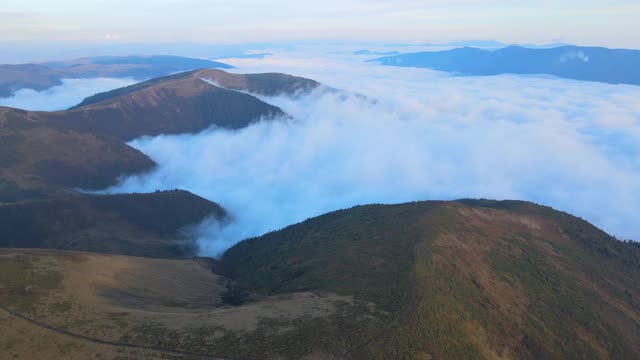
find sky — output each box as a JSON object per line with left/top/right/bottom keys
{"left": 2, "top": 0, "right": 640, "bottom": 48}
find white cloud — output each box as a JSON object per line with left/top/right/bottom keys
{"left": 0, "top": 77, "right": 136, "bottom": 111}
{"left": 560, "top": 51, "right": 590, "bottom": 63}
{"left": 101, "top": 52, "right": 640, "bottom": 256}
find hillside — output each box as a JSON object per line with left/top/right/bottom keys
{"left": 0, "top": 106, "right": 154, "bottom": 202}
{"left": 373, "top": 45, "right": 640, "bottom": 85}
{"left": 0, "top": 64, "right": 63, "bottom": 97}
{"left": 223, "top": 200, "right": 640, "bottom": 359}
{"left": 1, "top": 200, "right": 638, "bottom": 359}
{"left": 0, "top": 55, "right": 232, "bottom": 97}
{"left": 44, "top": 69, "right": 293, "bottom": 141}
{"left": 0, "top": 190, "right": 226, "bottom": 258}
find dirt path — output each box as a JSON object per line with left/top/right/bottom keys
{"left": 0, "top": 303, "right": 249, "bottom": 360}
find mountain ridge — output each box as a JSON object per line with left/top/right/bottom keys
{"left": 0, "top": 55, "right": 233, "bottom": 98}
{"left": 373, "top": 45, "right": 640, "bottom": 85}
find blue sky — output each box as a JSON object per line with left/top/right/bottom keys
{"left": 2, "top": 0, "right": 639, "bottom": 47}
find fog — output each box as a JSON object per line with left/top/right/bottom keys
{"left": 0, "top": 78, "right": 136, "bottom": 111}
{"left": 95, "top": 53, "right": 640, "bottom": 256}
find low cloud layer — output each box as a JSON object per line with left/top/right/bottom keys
{"left": 99, "top": 53, "right": 640, "bottom": 256}
{"left": 0, "top": 78, "right": 136, "bottom": 111}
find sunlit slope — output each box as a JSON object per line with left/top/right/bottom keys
{"left": 53, "top": 69, "right": 320, "bottom": 141}
{"left": 0, "top": 249, "right": 375, "bottom": 360}
{"left": 224, "top": 200, "right": 640, "bottom": 359}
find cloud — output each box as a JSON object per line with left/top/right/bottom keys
{"left": 103, "top": 52, "right": 640, "bottom": 256}
{"left": 0, "top": 77, "right": 136, "bottom": 111}
{"left": 560, "top": 51, "right": 590, "bottom": 63}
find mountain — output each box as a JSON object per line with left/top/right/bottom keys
{"left": 0, "top": 190, "right": 226, "bottom": 258}
{"left": 373, "top": 45, "right": 640, "bottom": 85}
{"left": 41, "top": 69, "right": 309, "bottom": 141}
{"left": 2, "top": 200, "right": 637, "bottom": 359}
{"left": 0, "top": 55, "right": 232, "bottom": 97}
{"left": 0, "top": 106, "right": 154, "bottom": 201}
{"left": 223, "top": 200, "right": 640, "bottom": 359}
{"left": 0, "top": 64, "right": 63, "bottom": 97}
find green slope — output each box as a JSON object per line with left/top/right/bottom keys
{"left": 223, "top": 200, "right": 640, "bottom": 359}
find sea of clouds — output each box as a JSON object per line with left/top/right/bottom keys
{"left": 0, "top": 77, "right": 136, "bottom": 111}
{"left": 101, "top": 52, "right": 640, "bottom": 255}
{"left": 7, "top": 51, "right": 639, "bottom": 256}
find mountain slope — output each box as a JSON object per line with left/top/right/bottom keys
{"left": 373, "top": 45, "right": 640, "bottom": 85}
{"left": 1, "top": 69, "right": 318, "bottom": 199}
{"left": 223, "top": 200, "right": 640, "bottom": 359}
{"left": 0, "top": 106, "right": 154, "bottom": 201}
{"left": 0, "top": 64, "right": 63, "bottom": 97}
{"left": 46, "top": 69, "right": 290, "bottom": 141}
{"left": 0, "top": 190, "right": 226, "bottom": 258}
{"left": 0, "top": 200, "right": 638, "bottom": 359}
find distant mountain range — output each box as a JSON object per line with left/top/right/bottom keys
{"left": 0, "top": 55, "right": 232, "bottom": 97}
{"left": 373, "top": 45, "right": 640, "bottom": 85}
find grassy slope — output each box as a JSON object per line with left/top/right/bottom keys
{"left": 0, "top": 249, "right": 375, "bottom": 360}
{"left": 0, "top": 64, "right": 63, "bottom": 97}
{"left": 53, "top": 70, "right": 299, "bottom": 141}
{"left": 1, "top": 201, "right": 638, "bottom": 359}
{"left": 0, "top": 190, "right": 226, "bottom": 258}
{"left": 223, "top": 200, "right": 640, "bottom": 359}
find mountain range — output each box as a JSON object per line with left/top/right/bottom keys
{"left": 373, "top": 45, "right": 640, "bottom": 86}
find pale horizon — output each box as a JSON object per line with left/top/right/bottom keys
{"left": 2, "top": 0, "right": 640, "bottom": 48}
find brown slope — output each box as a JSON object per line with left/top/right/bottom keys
{"left": 195, "top": 69, "right": 321, "bottom": 97}
{"left": 222, "top": 200, "right": 640, "bottom": 359}
{"left": 0, "top": 107, "right": 154, "bottom": 202}
{"left": 45, "top": 69, "right": 292, "bottom": 141}
{"left": 1, "top": 201, "right": 638, "bottom": 359}
{"left": 0, "top": 64, "right": 63, "bottom": 97}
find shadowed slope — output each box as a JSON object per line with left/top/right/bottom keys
{"left": 0, "top": 190, "right": 226, "bottom": 258}
{"left": 0, "top": 106, "right": 154, "bottom": 202}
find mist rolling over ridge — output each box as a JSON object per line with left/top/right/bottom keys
{"left": 96, "top": 52, "right": 640, "bottom": 256}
